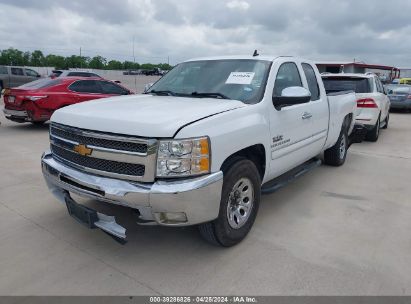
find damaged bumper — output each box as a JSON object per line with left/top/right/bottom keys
{"left": 41, "top": 151, "right": 223, "bottom": 238}
{"left": 3, "top": 108, "right": 29, "bottom": 122}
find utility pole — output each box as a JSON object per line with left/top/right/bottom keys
{"left": 80, "top": 47, "right": 82, "bottom": 69}
{"left": 133, "top": 36, "right": 137, "bottom": 92}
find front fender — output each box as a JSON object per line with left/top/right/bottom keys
{"left": 175, "top": 104, "right": 270, "bottom": 176}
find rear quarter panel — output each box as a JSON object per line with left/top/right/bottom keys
{"left": 324, "top": 91, "right": 356, "bottom": 150}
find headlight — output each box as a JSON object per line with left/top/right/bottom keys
{"left": 156, "top": 137, "right": 210, "bottom": 177}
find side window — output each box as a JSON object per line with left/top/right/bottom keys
{"left": 273, "top": 62, "right": 302, "bottom": 97}
{"left": 302, "top": 63, "right": 320, "bottom": 101}
{"left": 25, "top": 69, "right": 39, "bottom": 77}
{"left": 376, "top": 78, "right": 384, "bottom": 93}
{"left": 99, "top": 81, "right": 129, "bottom": 95}
{"left": 69, "top": 80, "right": 102, "bottom": 93}
{"left": 0, "top": 66, "right": 7, "bottom": 75}
{"left": 11, "top": 68, "right": 24, "bottom": 76}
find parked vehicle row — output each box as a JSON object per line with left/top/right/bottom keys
{"left": 41, "top": 55, "right": 365, "bottom": 246}
{"left": 0, "top": 65, "right": 41, "bottom": 92}
{"left": 392, "top": 78, "right": 411, "bottom": 85}
{"left": 385, "top": 84, "right": 411, "bottom": 111}
{"left": 322, "top": 72, "right": 390, "bottom": 142}
{"left": 3, "top": 77, "right": 132, "bottom": 124}
{"left": 123, "top": 68, "right": 167, "bottom": 76}
{"left": 50, "top": 70, "right": 102, "bottom": 78}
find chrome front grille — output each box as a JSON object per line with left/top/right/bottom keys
{"left": 50, "top": 125, "right": 148, "bottom": 153}
{"left": 49, "top": 123, "right": 157, "bottom": 182}
{"left": 51, "top": 144, "right": 146, "bottom": 177}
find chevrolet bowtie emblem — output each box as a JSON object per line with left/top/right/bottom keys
{"left": 73, "top": 144, "right": 92, "bottom": 156}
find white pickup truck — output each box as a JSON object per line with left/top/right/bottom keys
{"left": 42, "top": 55, "right": 364, "bottom": 246}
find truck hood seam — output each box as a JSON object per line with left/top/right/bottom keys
{"left": 173, "top": 107, "right": 244, "bottom": 138}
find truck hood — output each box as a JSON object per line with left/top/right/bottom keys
{"left": 51, "top": 94, "right": 246, "bottom": 137}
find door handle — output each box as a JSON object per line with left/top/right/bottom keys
{"left": 302, "top": 112, "right": 312, "bottom": 120}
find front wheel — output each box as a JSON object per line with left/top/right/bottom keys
{"left": 324, "top": 127, "right": 348, "bottom": 167}
{"left": 199, "top": 159, "right": 261, "bottom": 247}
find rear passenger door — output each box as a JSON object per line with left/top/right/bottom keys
{"left": 10, "top": 67, "right": 26, "bottom": 87}
{"left": 301, "top": 63, "right": 328, "bottom": 153}
{"left": 374, "top": 77, "right": 390, "bottom": 121}
{"left": 24, "top": 68, "right": 40, "bottom": 82}
{"left": 98, "top": 81, "right": 130, "bottom": 96}
{"left": 68, "top": 80, "right": 107, "bottom": 103}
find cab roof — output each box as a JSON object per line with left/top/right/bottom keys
{"left": 321, "top": 73, "right": 376, "bottom": 79}
{"left": 184, "top": 55, "right": 302, "bottom": 62}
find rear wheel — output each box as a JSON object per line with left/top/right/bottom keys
{"left": 199, "top": 159, "right": 261, "bottom": 247}
{"left": 31, "top": 121, "right": 45, "bottom": 126}
{"left": 324, "top": 126, "right": 348, "bottom": 167}
{"left": 365, "top": 115, "right": 380, "bottom": 142}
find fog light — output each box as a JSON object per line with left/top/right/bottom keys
{"left": 156, "top": 212, "right": 188, "bottom": 224}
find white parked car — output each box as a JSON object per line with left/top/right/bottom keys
{"left": 42, "top": 55, "right": 363, "bottom": 246}
{"left": 322, "top": 73, "right": 390, "bottom": 141}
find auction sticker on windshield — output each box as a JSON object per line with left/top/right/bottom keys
{"left": 226, "top": 72, "right": 255, "bottom": 85}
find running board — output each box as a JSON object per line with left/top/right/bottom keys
{"left": 261, "top": 158, "right": 322, "bottom": 194}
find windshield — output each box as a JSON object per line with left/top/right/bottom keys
{"left": 323, "top": 77, "right": 372, "bottom": 94}
{"left": 18, "top": 78, "right": 62, "bottom": 90}
{"left": 148, "top": 59, "right": 272, "bottom": 104}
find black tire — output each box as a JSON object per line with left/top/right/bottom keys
{"left": 31, "top": 121, "right": 45, "bottom": 126}
{"left": 199, "top": 159, "right": 261, "bottom": 247}
{"left": 382, "top": 113, "right": 389, "bottom": 129}
{"left": 324, "top": 127, "right": 348, "bottom": 167}
{"left": 365, "top": 115, "right": 380, "bottom": 142}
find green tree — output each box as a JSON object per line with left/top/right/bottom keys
{"left": 123, "top": 61, "right": 140, "bottom": 70}
{"left": 89, "top": 56, "right": 106, "bottom": 69}
{"left": 23, "top": 51, "right": 31, "bottom": 66}
{"left": 157, "top": 63, "right": 173, "bottom": 70}
{"left": 30, "top": 50, "right": 45, "bottom": 66}
{"left": 64, "top": 55, "right": 88, "bottom": 69}
{"left": 0, "top": 48, "right": 25, "bottom": 65}
{"left": 45, "top": 54, "right": 66, "bottom": 69}
{"left": 141, "top": 63, "right": 155, "bottom": 70}
{"left": 106, "top": 60, "right": 123, "bottom": 70}
{"left": 0, "top": 47, "right": 169, "bottom": 71}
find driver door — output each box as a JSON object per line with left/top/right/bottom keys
{"left": 268, "top": 61, "right": 315, "bottom": 177}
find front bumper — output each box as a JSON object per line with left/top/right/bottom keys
{"left": 41, "top": 151, "right": 223, "bottom": 227}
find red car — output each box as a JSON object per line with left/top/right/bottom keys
{"left": 3, "top": 77, "right": 133, "bottom": 124}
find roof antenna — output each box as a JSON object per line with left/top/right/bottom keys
{"left": 253, "top": 50, "right": 259, "bottom": 57}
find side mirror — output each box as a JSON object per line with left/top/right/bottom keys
{"left": 272, "top": 86, "right": 311, "bottom": 110}
{"left": 144, "top": 82, "right": 154, "bottom": 93}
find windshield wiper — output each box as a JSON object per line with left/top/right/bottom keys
{"left": 149, "top": 90, "right": 176, "bottom": 96}
{"left": 190, "top": 92, "right": 230, "bottom": 100}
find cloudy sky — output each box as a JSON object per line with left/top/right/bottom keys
{"left": 0, "top": 0, "right": 410, "bottom": 66}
